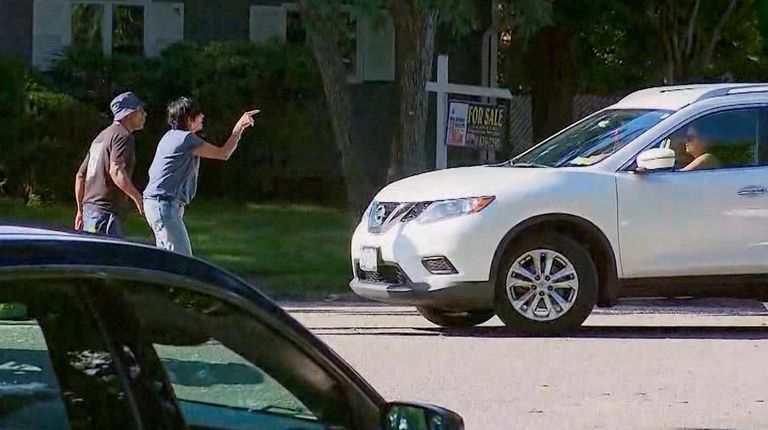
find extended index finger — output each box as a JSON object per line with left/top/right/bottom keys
{"left": 245, "top": 109, "right": 261, "bottom": 116}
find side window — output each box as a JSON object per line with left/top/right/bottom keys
{"left": 660, "top": 108, "right": 759, "bottom": 172}
{"left": 114, "top": 282, "right": 349, "bottom": 430}
{"left": 0, "top": 303, "right": 71, "bottom": 430}
{"left": 0, "top": 283, "right": 138, "bottom": 430}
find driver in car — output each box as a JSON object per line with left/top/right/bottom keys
{"left": 681, "top": 124, "right": 721, "bottom": 171}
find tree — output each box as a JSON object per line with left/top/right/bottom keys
{"left": 571, "top": 0, "right": 764, "bottom": 86}
{"left": 498, "top": 0, "right": 593, "bottom": 142}
{"left": 498, "top": 0, "right": 766, "bottom": 143}
{"left": 385, "top": 0, "right": 438, "bottom": 180}
{"left": 297, "top": 0, "right": 373, "bottom": 211}
{"left": 385, "top": 0, "right": 475, "bottom": 181}
{"left": 633, "top": 0, "right": 750, "bottom": 83}
{"left": 300, "top": 0, "right": 478, "bottom": 204}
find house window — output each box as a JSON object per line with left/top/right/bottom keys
{"left": 286, "top": 10, "right": 306, "bottom": 44}
{"left": 71, "top": 3, "right": 103, "bottom": 52}
{"left": 33, "top": 0, "right": 183, "bottom": 69}
{"left": 71, "top": 2, "right": 145, "bottom": 56}
{"left": 112, "top": 5, "right": 144, "bottom": 56}
{"left": 275, "top": 8, "right": 358, "bottom": 78}
{"left": 248, "top": 5, "right": 392, "bottom": 82}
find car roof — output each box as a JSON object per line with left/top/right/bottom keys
{"left": 0, "top": 224, "right": 388, "bottom": 411}
{"left": 611, "top": 83, "right": 768, "bottom": 111}
{"left": 0, "top": 224, "right": 384, "bottom": 404}
{"left": 0, "top": 224, "right": 276, "bottom": 307}
{"left": 0, "top": 225, "right": 78, "bottom": 236}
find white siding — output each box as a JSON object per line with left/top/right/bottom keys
{"left": 32, "top": 0, "right": 72, "bottom": 69}
{"left": 249, "top": 5, "right": 286, "bottom": 43}
{"left": 357, "top": 12, "right": 394, "bottom": 82}
{"left": 144, "top": 2, "right": 184, "bottom": 57}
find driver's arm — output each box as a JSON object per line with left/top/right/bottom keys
{"left": 681, "top": 153, "right": 717, "bottom": 171}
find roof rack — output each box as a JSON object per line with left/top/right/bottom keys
{"left": 658, "top": 86, "right": 704, "bottom": 93}
{"left": 694, "top": 84, "right": 768, "bottom": 103}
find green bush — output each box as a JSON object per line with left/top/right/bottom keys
{"left": 48, "top": 47, "right": 155, "bottom": 106}
{"left": 44, "top": 41, "right": 342, "bottom": 205}
{"left": 0, "top": 57, "right": 25, "bottom": 117}
{"left": 0, "top": 57, "right": 26, "bottom": 197}
{"left": 9, "top": 90, "right": 106, "bottom": 202}
{"left": 0, "top": 56, "right": 109, "bottom": 203}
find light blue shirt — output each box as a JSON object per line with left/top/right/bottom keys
{"left": 144, "top": 130, "right": 206, "bottom": 204}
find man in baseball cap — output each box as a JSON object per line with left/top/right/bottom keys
{"left": 110, "top": 91, "right": 145, "bottom": 121}
{"left": 74, "top": 91, "right": 147, "bottom": 236}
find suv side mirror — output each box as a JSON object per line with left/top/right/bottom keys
{"left": 635, "top": 148, "right": 676, "bottom": 173}
{"left": 382, "top": 402, "right": 464, "bottom": 430}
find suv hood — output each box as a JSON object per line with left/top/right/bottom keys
{"left": 375, "top": 165, "right": 561, "bottom": 202}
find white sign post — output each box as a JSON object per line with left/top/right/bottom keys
{"left": 426, "top": 55, "right": 514, "bottom": 170}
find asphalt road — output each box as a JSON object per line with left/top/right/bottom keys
{"left": 287, "top": 298, "right": 768, "bottom": 430}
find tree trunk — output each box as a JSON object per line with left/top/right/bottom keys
{"left": 658, "top": 2, "right": 676, "bottom": 83}
{"left": 699, "top": 0, "right": 739, "bottom": 76}
{"left": 387, "top": 0, "right": 438, "bottom": 181}
{"left": 683, "top": 0, "right": 700, "bottom": 58}
{"left": 297, "top": 0, "right": 372, "bottom": 212}
{"left": 658, "top": 0, "right": 739, "bottom": 83}
{"left": 524, "top": 26, "right": 577, "bottom": 143}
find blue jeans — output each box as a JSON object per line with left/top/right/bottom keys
{"left": 143, "top": 197, "right": 192, "bottom": 256}
{"left": 82, "top": 205, "right": 124, "bottom": 237}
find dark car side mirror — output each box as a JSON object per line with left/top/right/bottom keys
{"left": 382, "top": 402, "right": 464, "bottom": 430}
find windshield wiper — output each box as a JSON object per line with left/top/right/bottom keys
{"left": 489, "top": 160, "right": 551, "bottom": 168}
{"left": 182, "top": 399, "right": 316, "bottom": 420}
{"left": 259, "top": 405, "right": 316, "bottom": 420}
{"left": 506, "top": 162, "right": 552, "bottom": 168}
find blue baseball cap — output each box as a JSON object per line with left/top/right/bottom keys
{"left": 110, "top": 91, "right": 145, "bottom": 121}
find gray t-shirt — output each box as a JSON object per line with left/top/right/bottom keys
{"left": 144, "top": 130, "right": 206, "bottom": 204}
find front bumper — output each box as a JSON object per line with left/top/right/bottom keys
{"left": 349, "top": 201, "right": 508, "bottom": 310}
{"left": 349, "top": 278, "right": 494, "bottom": 310}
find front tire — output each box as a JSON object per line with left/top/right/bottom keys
{"left": 495, "top": 232, "right": 597, "bottom": 334}
{"left": 417, "top": 307, "right": 495, "bottom": 328}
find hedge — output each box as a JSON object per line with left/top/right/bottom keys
{"left": 0, "top": 41, "right": 344, "bottom": 206}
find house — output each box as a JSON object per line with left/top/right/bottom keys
{"left": 1, "top": 0, "right": 395, "bottom": 84}
{"left": 1, "top": 0, "right": 498, "bottom": 178}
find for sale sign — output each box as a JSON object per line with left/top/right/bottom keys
{"left": 445, "top": 98, "right": 507, "bottom": 150}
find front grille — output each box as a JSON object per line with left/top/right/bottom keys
{"left": 421, "top": 256, "right": 458, "bottom": 275}
{"left": 356, "top": 263, "right": 409, "bottom": 284}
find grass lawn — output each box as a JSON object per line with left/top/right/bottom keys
{"left": 0, "top": 198, "right": 357, "bottom": 299}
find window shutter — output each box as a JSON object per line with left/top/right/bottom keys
{"left": 358, "top": 12, "right": 394, "bottom": 82}
{"left": 145, "top": 2, "right": 184, "bottom": 57}
{"left": 249, "top": 5, "right": 286, "bottom": 43}
{"left": 32, "top": 0, "right": 71, "bottom": 70}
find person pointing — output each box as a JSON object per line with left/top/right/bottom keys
{"left": 143, "top": 96, "right": 259, "bottom": 255}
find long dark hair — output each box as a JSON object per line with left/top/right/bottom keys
{"left": 167, "top": 97, "right": 201, "bottom": 131}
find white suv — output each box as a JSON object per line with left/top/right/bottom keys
{"left": 350, "top": 84, "right": 768, "bottom": 333}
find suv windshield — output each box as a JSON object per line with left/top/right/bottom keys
{"left": 511, "top": 109, "right": 672, "bottom": 167}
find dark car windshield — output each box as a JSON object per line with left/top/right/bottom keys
{"left": 510, "top": 109, "right": 672, "bottom": 167}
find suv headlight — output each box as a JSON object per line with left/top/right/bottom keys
{"left": 361, "top": 201, "right": 374, "bottom": 223}
{"left": 418, "top": 196, "right": 495, "bottom": 224}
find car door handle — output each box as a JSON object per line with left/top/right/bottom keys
{"left": 738, "top": 186, "right": 768, "bottom": 196}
